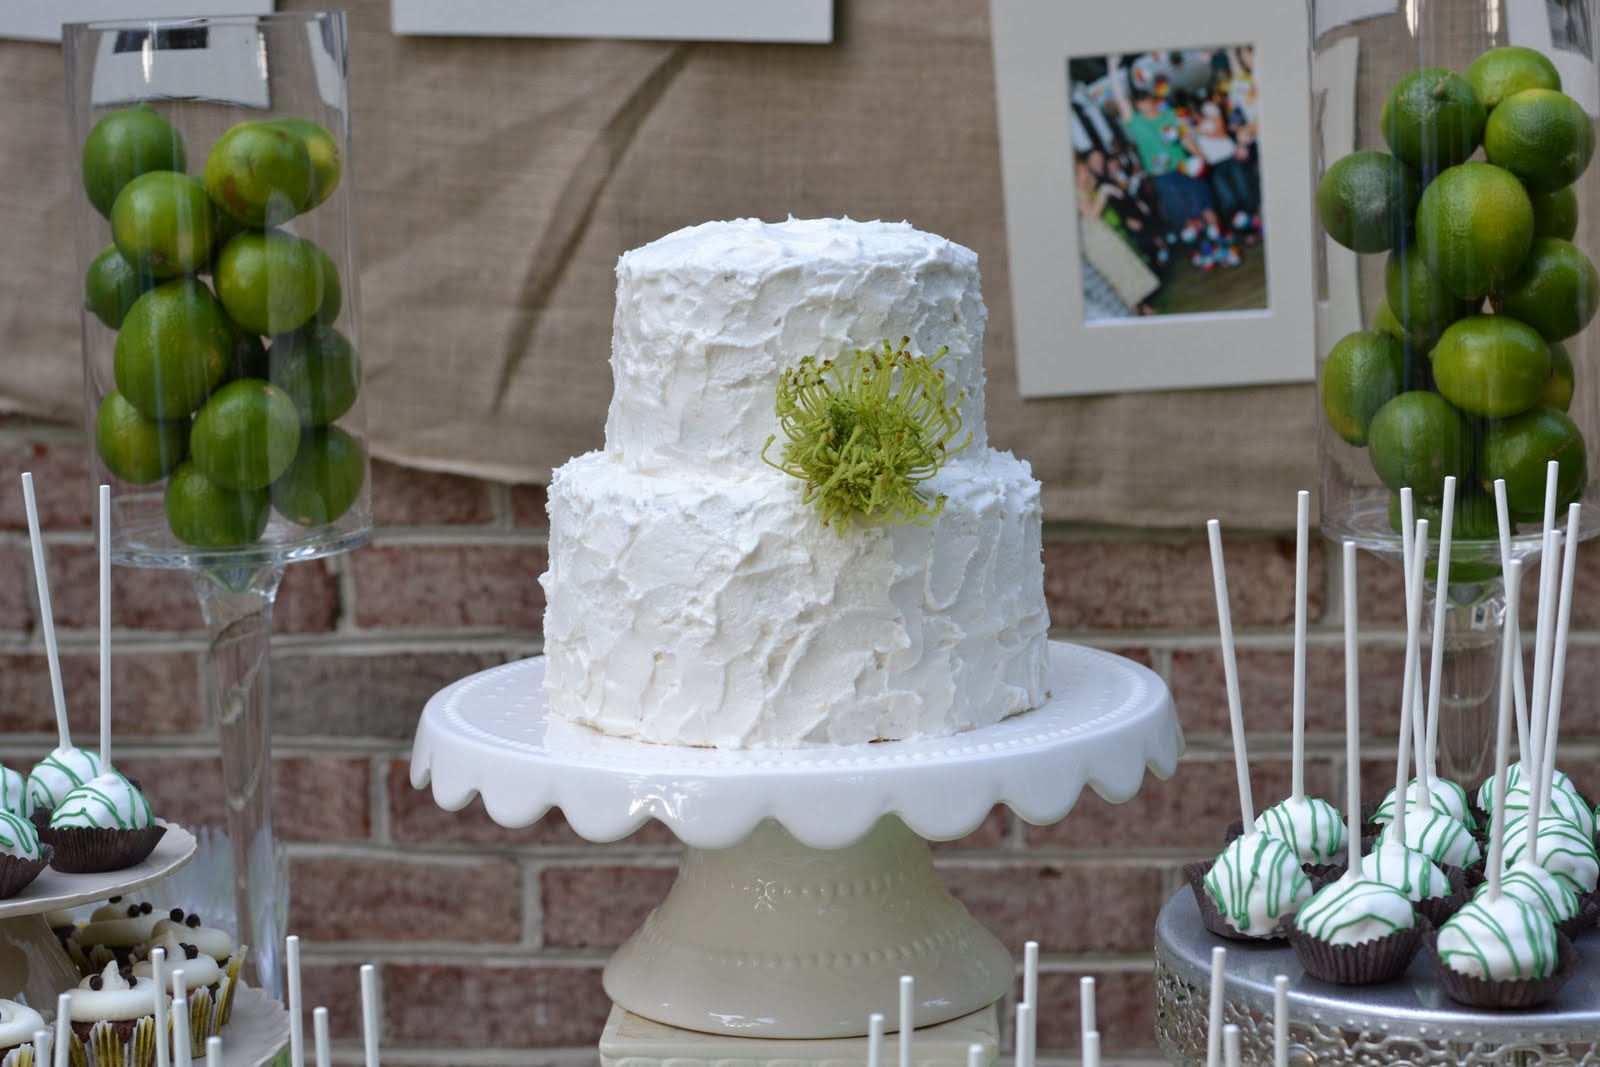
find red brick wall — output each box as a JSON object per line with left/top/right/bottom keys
{"left": 7, "top": 416, "right": 1600, "bottom": 1065}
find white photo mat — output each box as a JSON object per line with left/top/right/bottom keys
{"left": 991, "top": 0, "right": 1316, "bottom": 398}
{"left": 392, "top": 0, "right": 832, "bottom": 42}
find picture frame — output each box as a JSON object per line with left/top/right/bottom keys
{"left": 391, "top": 0, "right": 832, "bottom": 43}
{"left": 990, "top": 0, "right": 1317, "bottom": 398}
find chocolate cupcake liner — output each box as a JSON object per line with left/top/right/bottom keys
{"left": 27, "top": 809, "right": 50, "bottom": 833}
{"left": 1413, "top": 867, "right": 1469, "bottom": 928}
{"left": 1304, "top": 862, "right": 1348, "bottom": 890}
{"left": 1425, "top": 928, "right": 1579, "bottom": 1009}
{"left": 1287, "top": 914, "right": 1427, "bottom": 985}
{"left": 68, "top": 1014, "right": 156, "bottom": 1067}
{"left": 41, "top": 825, "right": 165, "bottom": 875}
{"left": 1183, "top": 861, "right": 1290, "bottom": 943}
{"left": 0, "top": 846, "right": 50, "bottom": 899}
{"left": 1556, "top": 894, "right": 1600, "bottom": 940}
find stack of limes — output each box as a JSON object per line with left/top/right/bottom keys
{"left": 82, "top": 105, "right": 366, "bottom": 547}
{"left": 1316, "top": 46, "right": 1593, "bottom": 534}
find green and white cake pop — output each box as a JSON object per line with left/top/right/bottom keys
{"left": 0, "top": 810, "right": 41, "bottom": 861}
{"left": 1372, "top": 779, "right": 1472, "bottom": 829}
{"left": 49, "top": 771, "right": 153, "bottom": 831}
{"left": 0, "top": 766, "right": 27, "bottom": 820}
{"left": 1501, "top": 815, "right": 1599, "bottom": 895}
{"left": 1501, "top": 863, "right": 1581, "bottom": 925}
{"left": 1479, "top": 761, "right": 1575, "bottom": 815}
{"left": 1504, "top": 784, "right": 1597, "bottom": 843}
{"left": 27, "top": 747, "right": 103, "bottom": 815}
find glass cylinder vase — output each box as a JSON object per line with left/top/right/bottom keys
{"left": 64, "top": 12, "right": 371, "bottom": 569}
{"left": 1310, "top": 0, "right": 1600, "bottom": 781}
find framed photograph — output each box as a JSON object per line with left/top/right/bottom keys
{"left": 0, "top": 1, "right": 271, "bottom": 44}
{"left": 990, "top": 0, "right": 1316, "bottom": 397}
{"left": 392, "top": 0, "right": 832, "bottom": 43}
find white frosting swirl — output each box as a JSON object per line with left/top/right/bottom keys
{"left": 1360, "top": 842, "right": 1451, "bottom": 901}
{"left": 49, "top": 772, "right": 154, "bottom": 830}
{"left": 0, "top": 767, "right": 28, "bottom": 821}
{"left": 151, "top": 915, "right": 235, "bottom": 962}
{"left": 78, "top": 901, "right": 161, "bottom": 949}
{"left": 0, "top": 811, "right": 40, "bottom": 861}
{"left": 0, "top": 1000, "right": 45, "bottom": 1048}
{"left": 1254, "top": 796, "right": 1346, "bottom": 864}
{"left": 134, "top": 934, "right": 221, "bottom": 988}
{"left": 1372, "top": 777, "right": 1473, "bottom": 829}
{"left": 1203, "top": 832, "right": 1312, "bottom": 937}
{"left": 1295, "top": 875, "right": 1416, "bottom": 946}
{"left": 1501, "top": 814, "right": 1600, "bottom": 894}
{"left": 69, "top": 961, "right": 158, "bottom": 1022}
{"left": 1437, "top": 892, "right": 1560, "bottom": 980}
{"left": 26, "top": 747, "right": 101, "bottom": 812}
{"left": 1501, "top": 861, "right": 1581, "bottom": 923}
{"left": 1376, "top": 809, "right": 1482, "bottom": 868}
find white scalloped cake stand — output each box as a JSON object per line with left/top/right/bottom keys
{"left": 410, "top": 641, "right": 1182, "bottom": 1041}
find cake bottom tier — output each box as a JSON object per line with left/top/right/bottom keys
{"left": 540, "top": 449, "right": 1050, "bottom": 748}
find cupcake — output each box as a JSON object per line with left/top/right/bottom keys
{"left": 0, "top": 767, "right": 28, "bottom": 822}
{"left": 0, "top": 811, "right": 49, "bottom": 899}
{"left": 25, "top": 747, "right": 101, "bottom": 826}
{"left": 0, "top": 999, "right": 46, "bottom": 1067}
{"left": 145, "top": 912, "right": 245, "bottom": 1027}
{"left": 72, "top": 900, "right": 161, "bottom": 976}
{"left": 42, "top": 772, "right": 164, "bottom": 874}
{"left": 66, "top": 961, "right": 159, "bottom": 1067}
{"left": 134, "top": 931, "right": 237, "bottom": 1054}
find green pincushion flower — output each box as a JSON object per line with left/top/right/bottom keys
{"left": 762, "top": 337, "right": 971, "bottom": 535}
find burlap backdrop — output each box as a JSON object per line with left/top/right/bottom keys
{"left": 0, "top": 0, "right": 1316, "bottom": 527}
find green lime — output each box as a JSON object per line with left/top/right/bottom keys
{"left": 204, "top": 122, "right": 313, "bottom": 227}
{"left": 230, "top": 329, "right": 269, "bottom": 381}
{"left": 1317, "top": 150, "right": 1421, "bottom": 254}
{"left": 110, "top": 171, "right": 215, "bottom": 280}
{"left": 271, "top": 425, "right": 365, "bottom": 526}
{"left": 80, "top": 105, "right": 185, "bottom": 218}
{"left": 1484, "top": 88, "right": 1596, "bottom": 192}
{"left": 83, "top": 245, "right": 150, "bottom": 329}
{"left": 1381, "top": 67, "right": 1486, "bottom": 173}
{"left": 1367, "top": 390, "right": 1472, "bottom": 499}
{"left": 164, "top": 462, "right": 270, "bottom": 547}
{"left": 94, "top": 392, "right": 187, "bottom": 485}
{"left": 1416, "top": 162, "right": 1534, "bottom": 299}
{"left": 307, "top": 240, "right": 342, "bottom": 325}
{"left": 214, "top": 231, "right": 325, "bottom": 336}
{"left": 1531, "top": 187, "right": 1580, "bottom": 239}
{"left": 1481, "top": 406, "right": 1587, "bottom": 521}
{"left": 266, "top": 117, "right": 342, "bottom": 210}
{"left": 1429, "top": 315, "right": 1552, "bottom": 418}
{"left": 1386, "top": 244, "right": 1471, "bottom": 343}
{"left": 1388, "top": 486, "right": 1500, "bottom": 540}
{"left": 1467, "top": 46, "right": 1562, "bottom": 110}
{"left": 269, "top": 325, "right": 360, "bottom": 426}
{"left": 1490, "top": 237, "right": 1600, "bottom": 341}
{"left": 113, "top": 278, "right": 235, "bottom": 420}
{"left": 1545, "top": 341, "right": 1575, "bottom": 411}
{"left": 1322, "top": 330, "right": 1405, "bottom": 445}
{"left": 189, "top": 378, "right": 301, "bottom": 491}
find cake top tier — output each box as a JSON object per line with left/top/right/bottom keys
{"left": 605, "top": 217, "right": 990, "bottom": 472}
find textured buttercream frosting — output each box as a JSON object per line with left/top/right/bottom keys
{"left": 0, "top": 1000, "right": 44, "bottom": 1049}
{"left": 541, "top": 218, "right": 1050, "bottom": 748}
{"left": 69, "top": 962, "right": 158, "bottom": 1022}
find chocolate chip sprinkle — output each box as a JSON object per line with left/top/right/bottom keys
{"left": 108, "top": 896, "right": 122, "bottom": 904}
{"left": 139, "top": 902, "right": 153, "bottom": 915}
{"left": 184, "top": 944, "right": 199, "bottom": 959}
{"left": 169, "top": 908, "right": 185, "bottom": 922}
{"left": 185, "top": 914, "right": 201, "bottom": 928}
{"left": 126, "top": 905, "right": 140, "bottom": 917}
{"left": 88, "top": 976, "right": 103, "bottom": 991}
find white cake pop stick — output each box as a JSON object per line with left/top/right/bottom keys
{"left": 1526, "top": 526, "right": 1561, "bottom": 817}
{"left": 867, "top": 1013, "right": 884, "bottom": 1067}
{"left": 172, "top": 970, "right": 191, "bottom": 1067}
{"left": 1206, "top": 945, "right": 1226, "bottom": 1067}
{"left": 1487, "top": 560, "right": 1525, "bottom": 902}
{"left": 98, "top": 484, "right": 112, "bottom": 771}
{"left": 966, "top": 1043, "right": 985, "bottom": 1067}
{"left": 1022, "top": 940, "right": 1038, "bottom": 1059}
{"left": 313, "top": 1007, "right": 331, "bottom": 1067}
{"left": 1080, "top": 975, "right": 1096, "bottom": 1048}
{"left": 897, "top": 974, "right": 914, "bottom": 1067}
{"left": 1391, "top": 522, "right": 1429, "bottom": 848}
{"left": 1291, "top": 490, "right": 1310, "bottom": 802}
{"left": 1424, "top": 478, "right": 1457, "bottom": 777}
{"left": 1083, "top": 1031, "right": 1101, "bottom": 1067}
{"left": 152, "top": 946, "right": 170, "bottom": 1067}
{"left": 1494, "top": 480, "right": 1533, "bottom": 765}
{"left": 31, "top": 1028, "right": 49, "bottom": 1067}
{"left": 1224, "top": 1024, "right": 1242, "bottom": 1067}
{"left": 1014, "top": 1002, "right": 1033, "bottom": 1067}
{"left": 1207, "top": 520, "right": 1254, "bottom": 827}
{"left": 1540, "top": 503, "right": 1581, "bottom": 813}
{"left": 360, "top": 964, "right": 381, "bottom": 1067}
{"left": 1273, "top": 975, "right": 1290, "bottom": 1067}
{"left": 22, "top": 474, "right": 72, "bottom": 753}
{"left": 1399, "top": 494, "right": 1428, "bottom": 796}
{"left": 205, "top": 1037, "right": 221, "bottom": 1067}
{"left": 1342, "top": 541, "right": 1364, "bottom": 879}
{"left": 52, "top": 993, "right": 69, "bottom": 1067}
{"left": 287, "top": 936, "right": 305, "bottom": 1067}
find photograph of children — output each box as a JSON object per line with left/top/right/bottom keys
{"left": 1068, "top": 46, "right": 1268, "bottom": 322}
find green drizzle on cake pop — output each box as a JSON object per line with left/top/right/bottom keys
{"left": 1203, "top": 832, "right": 1312, "bottom": 936}
{"left": 1437, "top": 893, "right": 1559, "bottom": 980}
{"left": 49, "top": 772, "right": 153, "bottom": 831}
{"left": 27, "top": 747, "right": 102, "bottom": 812}
{"left": 1295, "top": 876, "right": 1415, "bottom": 945}
{"left": 762, "top": 338, "right": 971, "bottom": 535}
{"left": 0, "top": 810, "right": 41, "bottom": 861}
{"left": 1255, "top": 795, "right": 1346, "bottom": 864}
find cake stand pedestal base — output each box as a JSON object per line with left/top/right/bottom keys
{"left": 599, "top": 1005, "right": 999, "bottom": 1067}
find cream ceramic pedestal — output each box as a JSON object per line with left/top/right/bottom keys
{"left": 410, "top": 642, "right": 1182, "bottom": 1050}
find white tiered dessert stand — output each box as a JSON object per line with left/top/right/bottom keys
{"left": 0, "top": 823, "right": 289, "bottom": 1066}
{"left": 410, "top": 641, "right": 1182, "bottom": 1065}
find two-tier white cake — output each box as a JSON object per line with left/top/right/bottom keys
{"left": 540, "top": 218, "right": 1050, "bottom": 748}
